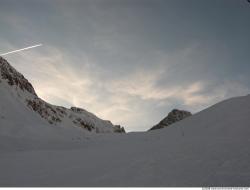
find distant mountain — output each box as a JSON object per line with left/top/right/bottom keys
{"left": 0, "top": 56, "right": 125, "bottom": 139}
{"left": 149, "top": 109, "right": 192, "bottom": 131}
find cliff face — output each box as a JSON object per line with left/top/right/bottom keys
{"left": 0, "top": 56, "right": 125, "bottom": 134}
{"left": 150, "top": 109, "right": 192, "bottom": 131}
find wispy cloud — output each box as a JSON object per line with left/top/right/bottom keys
{"left": 3, "top": 43, "right": 248, "bottom": 132}
{"left": 2, "top": 40, "right": 249, "bottom": 131}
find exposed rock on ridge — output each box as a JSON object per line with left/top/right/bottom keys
{"left": 150, "top": 109, "right": 192, "bottom": 131}
{"left": 0, "top": 57, "right": 37, "bottom": 96}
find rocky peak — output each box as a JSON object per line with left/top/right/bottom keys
{"left": 149, "top": 109, "right": 192, "bottom": 131}
{"left": 0, "top": 56, "right": 125, "bottom": 134}
{"left": 0, "top": 56, "right": 37, "bottom": 96}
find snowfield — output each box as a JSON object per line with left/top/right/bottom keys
{"left": 1, "top": 57, "right": 250, "bottom": 186}
{"left": 1, "top": 94, "right": 250, "bottom": 186}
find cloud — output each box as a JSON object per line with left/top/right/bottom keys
{"left": 108, "top": 69, "right": 211, "bottom": 106}
{"left": 2, "top": 41, "right": 250, "bottom": 132}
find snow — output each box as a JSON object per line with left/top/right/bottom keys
{"left": 1, "top": 94, "right": 250, "bottom": 186}
{"left": 1, "top": 57, "right": 250, "bottom": 186}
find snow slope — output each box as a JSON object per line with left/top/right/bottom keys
{"left": 1, "top": 89, "right": 250, "bottom": 186}
{"left": 0, "top": 56, "right": 124, "bottom": 141}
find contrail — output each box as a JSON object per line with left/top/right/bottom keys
{"left": 0, "top": 44, "right": 42, "bottom": 56}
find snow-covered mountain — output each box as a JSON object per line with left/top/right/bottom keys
{"left": 0, "top": 56, "right": 125, "bottom": 140}
{"left": 149, "top": 109, "right": 192, "bottom": 130}
{"left": 1, "top": 56, "right": 250, "bottom": 186}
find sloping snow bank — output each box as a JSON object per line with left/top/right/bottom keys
{"left": 0, "top": 95, "right": 250, "bottom": 186}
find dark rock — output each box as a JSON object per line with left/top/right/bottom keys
{"left": 113, "top": 125, "right": 126, "bottom": 133}
{"left": 70, "top": 107, "right": 87, "bottom": 113}
{"left": 0, "top": 56, "right": 37, "bottom": 96}
{"left": 149, "top": 109, "right": 192, "bottom": 131}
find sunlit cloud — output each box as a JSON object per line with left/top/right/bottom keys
{"left": 2, "top": 41, "right": 250, "bottom": 132}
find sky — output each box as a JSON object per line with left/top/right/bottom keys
{"left": 0, "top": 0, "right": 250, "bottom": 131}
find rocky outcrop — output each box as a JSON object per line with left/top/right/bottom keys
{"left": 0, "top": 57, "right": 37, "bottom": 96}
{"left": 149, "top": 109, "right": 192, "bottom": 131}
{"left": 26, "top": 98, "right": 66, "bottom": 124}
{"left": 113, "top": 125, "right": 126, "bottom": 133}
